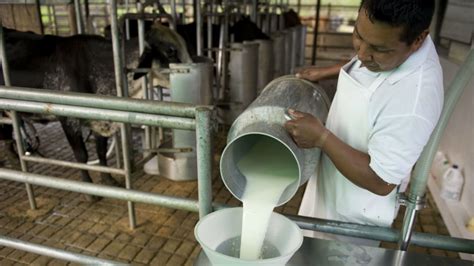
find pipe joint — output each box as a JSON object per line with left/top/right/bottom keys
{"left": 397, "top": 193, "right": 425, "bottom": 211}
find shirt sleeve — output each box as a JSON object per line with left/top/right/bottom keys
{"left": 368, "top": 115, "right": 435, "bottom": 185}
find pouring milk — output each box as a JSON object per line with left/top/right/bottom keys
{"left": 237, "top": 136, "right": 298, "bottom": 260}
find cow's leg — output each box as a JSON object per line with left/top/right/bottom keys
{"left": 59, "top": 118, "right": 100, "bottom": 201}
{"left": 95, "top": 134, "right": 120, "bottom": 186}
{"left": 0, "top": 123, "right": 19, "bottom": 168}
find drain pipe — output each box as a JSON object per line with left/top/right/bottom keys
{"left": 398, "top": 49, "right": 474, "bottom": 250}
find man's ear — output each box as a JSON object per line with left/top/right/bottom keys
{"left": 410, "top": 29, "right": 429, "bottom": 52}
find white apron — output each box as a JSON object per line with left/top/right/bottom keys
{"left": 299, "top": 61, "right": 398, "bottom": 246}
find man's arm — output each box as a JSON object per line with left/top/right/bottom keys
{"left": 322, "top": 132, "right": 396, "bottom": 196}
{"left": 284, "top": 109, "right": 396, "bottom": 196}
{"left": 295, "top": 61, "right": 348, "bottom": 82}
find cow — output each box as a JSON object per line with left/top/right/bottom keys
{"left": 104, "top": 16, "right": 270, "bottom": 58}
{"left": 283, "top": 9, "right": 302, "bottom": 29}
{"left": 0, "top": 23, "right": 192, "bottom": 201}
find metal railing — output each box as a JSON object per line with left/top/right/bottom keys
{"left": 0, "top": 87, "right": 214, "bottom": 263}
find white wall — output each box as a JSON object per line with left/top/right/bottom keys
{"left": 438, "top": 55, "right": 474, "bottom": 223}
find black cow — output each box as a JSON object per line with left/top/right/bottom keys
{"left": 283, "top": 9, "right": 302, "bottom": 29}
{"left": 0, "top": 24, "right": 191, "bottom": 200}
{"left": 104, "top": 16, "right": 269, "bottom": 58}
{"left": 178, "top": 16, "right": 270, "bottom": 57}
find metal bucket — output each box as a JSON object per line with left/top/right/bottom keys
{"left": 252, "top": 39, "right": 274, "bottom": 94}
{"left": 298, "top": 26, "right": 307, "bottom": 67}
{"left": 290, "top": 27, "right": 299, "bottom": 74}
{"left": 221, "top": 41, "right": 259, "bottom": 124}
{"left": 271, "top": 32, "right": 285, "bottom": 78}
{"left": 290, "top": 26, "right": 307, "bottom": 73}
{"left": 156, "top": 56, "right": 213, "bottom": 181}
{"left": 283, "top": 30, "right": 293, "bottom": 75}
{"left": 220, "top": 76, "right": 330, "bottom": 205}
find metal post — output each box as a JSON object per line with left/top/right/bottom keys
{"left": 137, "top": 2, "right": 152, "bottom": 158}
{"left": 109, "top": 0, "right": 136, "bottom": 230}
{"left": 207, "top": 0, "right": 214, "bottom": 58}
{"left": 195, "top": 107, "right": 213, "bottom": 218}
{"left": 219, "top": 0, "right": 230, "bottom": 100}
{"left": 182, "top": 0, "right": 187, "bottom": 24}
{"left": 35, "top": 0, "right": 45, "bottom": 35}
{"left": 74, "top": 0, "right": 84, "bottom": 34}
{"left": 0, "top": 24, "right": 37, "bottom": 210}
{"left": 196, "top": 0, "right": 203, "bottom": 56}
{"left": 125, "top": 0, "right": 130, "bottom": 40}
{"left": 398, "top": 49, "right": 474, "bottom": 250}
{"left": 51, "top": 5, "right": 58, "bottom": 35}
{"left": 251, "top": 0, "right": 258, "bottom": 22}
{"left": 311, "top": 0, "right": 321, "bottom": 64}
{"left": 170, "top": 0, "right": 178, "bottom": 25}
{"left": 113, "top": 134, "right": 122, "bottom": 168}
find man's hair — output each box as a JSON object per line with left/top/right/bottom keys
{"left": 360, "top": 0, "right": 435, "bottom": 45}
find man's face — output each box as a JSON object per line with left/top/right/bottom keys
{"left": 352, "top": 8, "right": 424, "bottom": 72}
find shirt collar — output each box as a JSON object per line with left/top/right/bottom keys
{"left": 386, "top": 35, "right": 433, "bottom": 84}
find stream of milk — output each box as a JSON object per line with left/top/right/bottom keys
{"left": 237, "top": 137, "right": 298, "bottom": 260}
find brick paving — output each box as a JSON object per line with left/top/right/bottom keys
{"left": 0, "top": 120, "right": 460, "bottom": 265}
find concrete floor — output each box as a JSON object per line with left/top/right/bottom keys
{"left": 0, "top": 118, "right": 461, "bottom": 265}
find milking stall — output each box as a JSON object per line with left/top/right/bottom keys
{"left": 0, "top": 0, "right": 473, "bottom": 265}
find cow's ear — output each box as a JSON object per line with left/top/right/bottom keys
{"left": 133, "top": 47, "right": 154, "bottom": 80}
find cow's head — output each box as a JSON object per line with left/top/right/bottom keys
{"left": 134, "top": 22, "right": 192, "bottom": 80}
{"left": 230, "top": 16, "right": 270, "bottom": 43}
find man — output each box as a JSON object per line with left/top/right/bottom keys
{"left": 285, "top": 0, "right": 443, "bottom": 246}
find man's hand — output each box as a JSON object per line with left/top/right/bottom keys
{"left": 295, "top": 61, "right": 347, "bottom": 82}
{"left": 284, "top": 109, "right": 328, "bottom": 149}
{"left": 295, "top": 66, "right": 329, "bottom": 82}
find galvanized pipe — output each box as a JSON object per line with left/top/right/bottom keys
{"left": 398, "top": 49, "right": 474, "bottom": 250}
{"left": 289, "top": 214, "right": 474, "bottom": 253}
{"left": 0, "top": 24, "right": 37, "bottom": 210}
{"left": 311, "top": 0, "right": 321, "bottom": 64}
{"left": 0, "top": 98, "right": 197, "bottom": 130}
{"left": 0, "top": 168, "right": 200, "bottom": 212}
{"left": 110, "top": 0, "right": 127, "bottom": 98}
{"left": 0, "top": 86, "right": 197, "bottom": 118}
{"left": 137, "top": 1, "right": 153, "bottom": 158}
{"left": 0, "top": 235, "right": 120, "bottom": 265}
{"left": 170, "top": 0, "right": 178, "bottom": 25}
{"left": 120, "top": 120, "right": 136, "bottom": 229}
{"left": 113, "top": 134, "right": 122, "bottom": 168}
{"left": 207, "top": 0, "right": 214, "bottom": 58}
{"left": 11, "top": 111, "right": 37, "bottom": 210}
{"left": 251, "top": 0, "right": 258, "bottom": 22}
{"left": 196, "top": 0, "right": 203, "bottom": 56}
{"left": 196, "top": 107, "right": 213, "bottom": 218}
{"left": 223, "top": 4, "right": 230, "bottom": 94}
{"left": 74, "top": 0, "right": 84, "bottom": 34}
{"left": 21, "top": 155, "right": 125, "bottom": 176}
{"left": 109, "top": 0, "right": 136, "bottom": 229}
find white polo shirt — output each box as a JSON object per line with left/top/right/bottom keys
{"left": 350, "top": 36, "right": 444, "bottom": 186}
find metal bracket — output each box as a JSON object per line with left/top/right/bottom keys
{"left": 397, "top": 193, "right": 426, "bottom": 210}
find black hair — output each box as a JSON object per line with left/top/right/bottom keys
{"left": 360, "top": 0, "right": 435, "bottom": 45}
